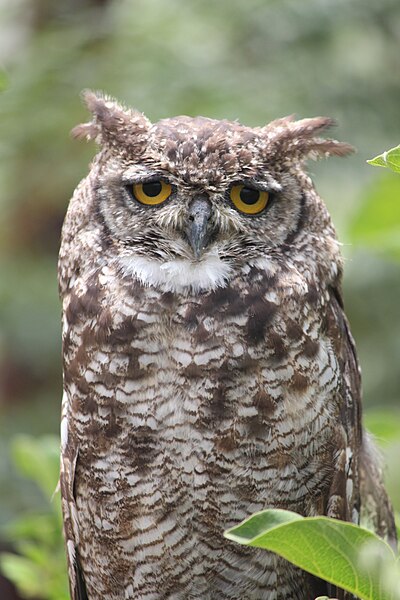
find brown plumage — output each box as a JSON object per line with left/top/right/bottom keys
{"left": 59, "top": 91, "right": 396, "bottom": 600}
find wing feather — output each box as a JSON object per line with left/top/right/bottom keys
{"left": 60, "top": 392, "right": 88, "bottom": 600}
{"left": 324, "top": 287, "right": 397, "bottom": 598}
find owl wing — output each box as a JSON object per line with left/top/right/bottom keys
{"left": 359, "top": 433, "right": 397, "bottom": 551}
{"left": 323, "top": 286, "right": 362, "bottom": 525}
{"left": 329, "top": 286, "right": 396, "bottom": 546}
{"left": 60, "top": 392, "right": 89, "bottom": 600}
{"left": 314, "top": 288, "right": 362, "bottom": 600}
{"left": 322, "top": 287, "right": 397, "bottom": 599}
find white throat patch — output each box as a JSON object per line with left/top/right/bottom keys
{"left": 119, "top": 251, "right": 233, "bottom": 293}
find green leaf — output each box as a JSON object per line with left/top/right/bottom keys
{"left": 224, "top": 509, "right": 398, "bottom": 600}
{"left": 367, "top": 146, "right": 400, "bottom": 174}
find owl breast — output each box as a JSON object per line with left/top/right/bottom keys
{"left": 64, "top": 259, "right": 339, "bottom": 599}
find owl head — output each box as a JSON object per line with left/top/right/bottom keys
{"left": 71, "top": 91, "right": 353, "bottom": 293}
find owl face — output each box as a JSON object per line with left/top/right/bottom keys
{"left": 73, "top": 92, "right": 353, "bottom": 292}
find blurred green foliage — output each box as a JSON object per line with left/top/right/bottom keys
{"left": 0, "top": 436, "right": 68, "bottom": 599}
{"left": 349, "top": 174, "right": 400, "bottom": 259}
{"left": 0, "top": 0, "right": 399, "bottom": 596}
{"left": 0, "top": 69, "right": 7, "bottom": 92}
{"left": 365, "top": 408, "right": 400, "bottom": 519}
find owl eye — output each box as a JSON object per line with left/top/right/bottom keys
{"left": 132, "top": 180, "right": 172, "bottom": 206}
{"left": 229, "top": 184, "right": 269, "bottom": 215}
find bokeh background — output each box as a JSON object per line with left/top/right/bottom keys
{"left": 0, "top": 0, "right": 399, "bottom": 597}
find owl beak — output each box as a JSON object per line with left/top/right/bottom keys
{"left": 186, "top": 195, "right": 212, "bottom": 260}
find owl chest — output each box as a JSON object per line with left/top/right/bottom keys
{"left": 77, "top": 290, "right": 338, "bottom": 511}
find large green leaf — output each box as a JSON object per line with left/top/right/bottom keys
{"left": 224, "top": 509, "right": 399, "bottom": 600}
{"left": 367, "top": 146, "right": 400, "bottom": 174}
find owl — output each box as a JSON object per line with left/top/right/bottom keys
{"left": 59, "top": 91, "right": 396, "bottom": 600}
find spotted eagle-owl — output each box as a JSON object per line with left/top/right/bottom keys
{"left": 59, "top": 91, "right": 396, "bottom": 600}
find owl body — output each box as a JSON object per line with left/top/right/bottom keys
{"left": 59, "top": 93, "right": 395, "bottom": 600}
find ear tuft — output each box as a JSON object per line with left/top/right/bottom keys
{"left": 71, "top": 90, "right": 151, "bottom": 154}
{"left": 264, "top": 116, "right": 355, "bottom": 161}
{"left": 70, "top": 122, "right": 99, "bottom": 141}
{"left": 306, "top": 138, "right": 355, "bottom": 159}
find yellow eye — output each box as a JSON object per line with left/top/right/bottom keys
{"left": 229, "top": 184, "right": 269, "bottom": 215}
{"left": 132, "top": 180, "right": 172, "bottom": 206}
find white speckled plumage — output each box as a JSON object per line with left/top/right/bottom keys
{"left": 59, "top": 91, "right": 396, "bottom": 600}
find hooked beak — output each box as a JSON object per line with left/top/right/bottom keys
{"left": 186, "top": 195, "right": 212, "bottom": 260}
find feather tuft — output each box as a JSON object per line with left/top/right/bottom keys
{"left": 263, "top": 116, "right": 355, "bottom": 161}
{"left": 71, "top": 89, "right": 151, "bottom": 153}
